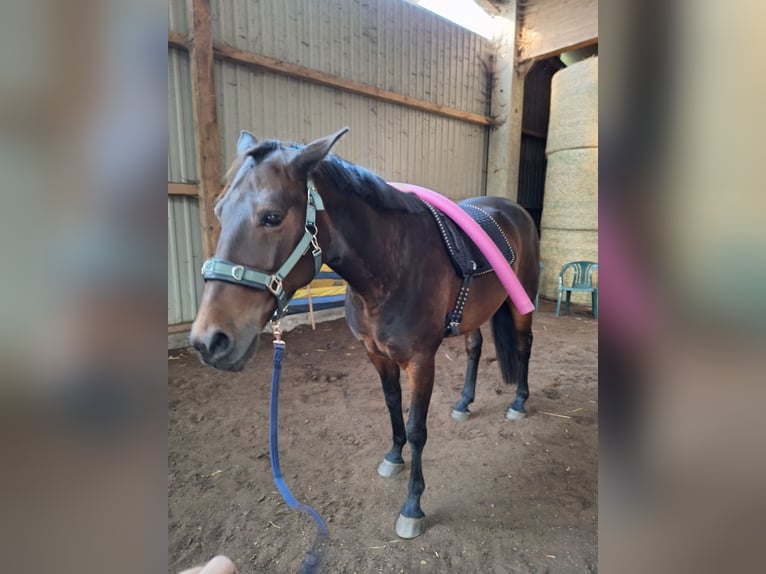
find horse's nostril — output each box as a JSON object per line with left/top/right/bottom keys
{"left": 191, "top": 329, "right": 232, "bottom": 361}
{"left": 189, "top": 337, "right": 207, "bottom": 353}
{"left": 208, "top": 330, "right": 231, "bottom": 358}
{"left": 192, "top": 338, "right": 207, "bottom": 354}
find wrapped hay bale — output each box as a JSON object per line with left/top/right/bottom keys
{"left": 540, "top": 57, "right": 598, "bottom": 305}
{"left": 546, "top": 57, "right": 598, "bottom": 154}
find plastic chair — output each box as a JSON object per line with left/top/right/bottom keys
{"left": 555, "top": 261, "right": 598, "bottom": 319}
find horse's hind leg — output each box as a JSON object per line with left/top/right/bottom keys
{"left": 369, "top": 354, "right": 407, "bottom": 478}
{"left": 506, "top": 306, "right": 534, "bottom": 421}
{"left": 451, "top": 329, "right": 483, "bottom": 421}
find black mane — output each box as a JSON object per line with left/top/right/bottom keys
{"left": 236, "top": 139, "right": 426, "bottom": 215}
{"left": 317, "top": 155, "right": 427, "bottom": 215}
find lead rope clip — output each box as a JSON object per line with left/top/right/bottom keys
{"left": 271, "top": 319, "right": 285, "bottom": 347}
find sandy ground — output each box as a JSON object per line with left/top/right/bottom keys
{"left": 169, "top": 300, "right": 597, "bottom": 573}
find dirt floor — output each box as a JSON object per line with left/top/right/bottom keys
{"left": 169, "top": 300, "right": 598, "bottom": 574}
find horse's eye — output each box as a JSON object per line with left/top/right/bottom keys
{"left": 261, "top": 212, "right": 283, "bottom": 227}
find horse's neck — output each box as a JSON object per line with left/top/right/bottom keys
{"left": 317, "top": 181, "right": 428, "bottom": 296}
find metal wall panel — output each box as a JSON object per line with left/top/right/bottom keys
{"left": 210, "top": 0, "right": 492, "bottom": 201}
{"left": 168, "top": 196, "right": 205, "bottom": 325}
{"left": 168, "top": 47, "right": 197, "bottom": 183}
{"left": 168, "top": 0, "right": 188, "bottom": 34}
{"left": 211, "top": 0, "right": 491, "bottom": 116}
{"left": 216, "top": 61, "right": 487, "bottom": 200}
{"left": 168, "top": 44, "right": 201, "bottom": 327}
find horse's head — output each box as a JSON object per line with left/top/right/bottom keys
{"left": 189, "top": 128, "right": 348, "bottom": 371}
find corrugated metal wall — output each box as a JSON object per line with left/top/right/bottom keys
{"left": 168, "top": 0, "right": 187, "bottom": 34}
{"left": 168, "top": 48, "right": 197, "bottom": 183}
{"left": 168, "top": 46, "right": 204, "bottom": 326}
{"left": 215, "top": 63, "right": 488, "bottom": 199}
{"left": 168, "top": 20, "right": 203, "bottom": 324}
{"left": 212, "top": 0, "right": 491, "bottom": 200}
{"left": 168, "top": 0, "right": 493, "bottom": 328}
{"left": 168, "top": 196, "right": 206, "bottom": 325}
{"left": 168, "top": 0, "right": 202, "bottom": 325}
{"left": 211, "top": 0, "right": 488, "bottom": 114}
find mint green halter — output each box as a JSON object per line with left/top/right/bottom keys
{"left": 200, "top": 178, "right": 324, "bottom": 319}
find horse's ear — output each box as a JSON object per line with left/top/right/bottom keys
{"left": 237, "top": 130, "right": 258, "bottom": 155}
{"left": 291, "top": 128, "right": 349, "bottom": 178}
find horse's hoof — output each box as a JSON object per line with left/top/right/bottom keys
{"left": 451, "top": 408, "right": 470, "bottom": 422}
{"left": 505, "top": 407, "right": 526, "bottom": 421}
{"left": 377, "top": 458, "right": 404, "bottom": 478}
{"left": 395, "top": 514, "right": 426, "bottom": 539}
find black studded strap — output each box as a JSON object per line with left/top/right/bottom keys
{"left": 420, "top": 198, "right": 517, "bottom": 338}
{"left": 445, "top": 262, "right": 476, "bottom": 337}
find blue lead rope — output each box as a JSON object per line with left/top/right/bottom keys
{"left": 269, "top": 340, "right": 329, "bottom": 573}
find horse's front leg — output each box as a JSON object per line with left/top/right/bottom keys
{"left": 369, "top": 354, "right": 407, "bottom": 478}
{"left": 395, "top": 355, "right": 435, "bottom": 539}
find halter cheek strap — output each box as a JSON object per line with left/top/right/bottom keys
{"left": 200, "top": 178, "right": 325, "bottom": 319}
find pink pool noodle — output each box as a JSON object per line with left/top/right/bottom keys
{"left": 389, "top": 182, "right": 535, "bottom": 315}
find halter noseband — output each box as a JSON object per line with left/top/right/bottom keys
{"left": 200, "top": 178, "right": 325, "bottom": 319}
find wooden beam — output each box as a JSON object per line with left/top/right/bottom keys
{"left": 168, "top": 322, "right": 194, "bottom": 335}
{"left": 168, "top": 29, "right": 493, "bottom": 126}
{"left": 213, "top": 41, "right": 494, "bottom": 127}
{"left": 521, "top": 37, "right": 598, "bottom": 64}
{"left": 187, "top": 0, "right": 222, "bottom": 259}
{"left": 168, "top": 182, "right": 199, "bottom": 196}
{"left": 168, "top": 31, "right": 190, "bottom": 51}
{"left": 518, "top": 0, "right": 597, "bottom": 63}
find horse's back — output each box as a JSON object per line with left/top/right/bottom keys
{"left": 462, "top": 195, "right": 540, "bottom": 289}
{"left": 462, "top": 195, "right": 536, "bottom": 232}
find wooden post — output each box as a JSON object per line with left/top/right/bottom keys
{"left": 306, "top": 285, "right": 316, "bottom": 330}
{"left": 187, "top": 0, "right": 222, "bottom": 259}
{"left": 485, "top": 4, "right": 525, "bottom": 201}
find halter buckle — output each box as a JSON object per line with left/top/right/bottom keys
{"left": 267, "top": 276, "right": 283, "bottom": 296}
{"left": 231, "top": 265, "right": 245, "bottom": 281}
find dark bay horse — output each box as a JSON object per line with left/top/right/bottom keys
{"left": 189, "top": 128, "right": 540, "bottom": 539}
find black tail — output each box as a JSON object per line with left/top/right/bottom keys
{"left": 491, "top": 301, "right": 518, "bottom": 386}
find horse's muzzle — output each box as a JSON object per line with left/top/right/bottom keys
{"left": 189, "top": 325, "right": 259, "bottom": 371}
{"left": 189, "top": 328, "right": 239, "bottom": 370}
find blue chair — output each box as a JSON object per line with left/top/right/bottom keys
{"left": 555, "top": 261, "right": 598, "bottom": 319}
